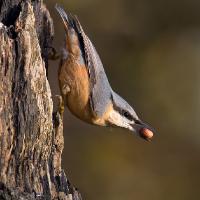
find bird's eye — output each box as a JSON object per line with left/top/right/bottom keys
{"left": 123, "top": 111, "right": 132, "bottom": 120}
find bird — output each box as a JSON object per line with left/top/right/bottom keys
{"left": 55, "top": 5, "right": 154, "bottom": 141}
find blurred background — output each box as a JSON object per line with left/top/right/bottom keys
{"left": 46, "top": 0, "right": 200, "bottom": 199}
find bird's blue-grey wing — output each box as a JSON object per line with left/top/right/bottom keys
{"left": 73, "top": 17, "right": 112, "bottom": 117}
{"left": 55, "top": 5, "right": 112, "bottom": 117}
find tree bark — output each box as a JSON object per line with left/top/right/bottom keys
{"left": 0, "top": 0, "right": 82, "bottom": 199}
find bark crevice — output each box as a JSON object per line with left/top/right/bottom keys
{"left": 0, "top": 1, "right": 82, "bottom": 199}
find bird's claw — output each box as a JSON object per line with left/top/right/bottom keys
{"left": 48, "top": 46, "right": 60, "bottom": 60}
{"left": 55, "top": 95, "right": 64, "bottom": 118}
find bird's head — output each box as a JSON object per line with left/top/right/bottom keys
{"left": 106, "top": 91, "right": 154, "bottom": 141}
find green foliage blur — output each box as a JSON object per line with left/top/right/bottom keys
{"left": 47, "top": 0, "right": 200, "bottom": 199}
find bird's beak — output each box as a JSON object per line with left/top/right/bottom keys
{"left": 132, "top": 120, "right": 154, "bottom": 141}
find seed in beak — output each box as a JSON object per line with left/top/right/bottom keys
{"left": 139, "top": 128, "right": 154, "bottom": 140}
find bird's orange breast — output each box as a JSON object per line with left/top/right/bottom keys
{"left": 58, "top": 55, "right": 93, "bottom": 123}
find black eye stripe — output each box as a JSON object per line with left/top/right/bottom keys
{"left": 134, "top": 119, "right": 142, "bottom": 125}
{"left": 122, "top": 110, "right": 133, "bottom": 120}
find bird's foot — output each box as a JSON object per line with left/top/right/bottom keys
{"left": 55, "top": 95, "right": 64, "bottom": 119}
{"left": 62, "top": 85, "right": 70, "bottom": 96}
{"left": 48, "top": 46, "right": 60, "bottom": 60}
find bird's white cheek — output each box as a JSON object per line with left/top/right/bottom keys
{"left": 108, "top": 110, "right": 123, "bottom": 126}
{"left": 108, "top": 110, "right": 133, "bottom": 130}
{"left": 126, "top": 124, "right": 134, "bottom": 131}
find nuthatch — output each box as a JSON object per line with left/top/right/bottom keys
{"left": 55, "top": 5, "right": 154, "bottom": 141}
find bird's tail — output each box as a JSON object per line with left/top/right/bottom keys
{"left": 55, "top": 4, "right": 71, "bottom": 32}
{"left": 55, "top": 4, "right": 83, "bottom": 55}
{"left": 55, "top": 4, "right": 83, "bottom": 34}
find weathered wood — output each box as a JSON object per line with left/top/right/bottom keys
{"left": 0, "top": 1, "right": 82, "bottom": 199}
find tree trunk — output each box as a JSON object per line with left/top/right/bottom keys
{"left": 0, "top": 0, "right": 82, "bottom": 199}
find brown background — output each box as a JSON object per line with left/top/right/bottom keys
{"left": 46, "top": 0, "right": 200, "bottom": 199}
